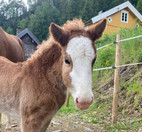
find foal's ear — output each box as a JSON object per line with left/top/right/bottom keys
{"left": 50, "top": 23, "right": 68, "bottom": 46}
{"left": 87, "top": 19, "right": 106, "bottom": 41}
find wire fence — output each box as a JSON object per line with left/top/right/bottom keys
{"left": 97, "top": 42, "right": 115, "bottom": 50}
{"left": 93, "top": 62, "right": 142, "bottom": 71}
{"left": 94, "top": 34, "right": 142, "bottom": 123}
{"left": 94, "top": 34, "right": 142, "bottom": 71}
{"left": 97, "top": 34, "right": 142, "bottom": 51}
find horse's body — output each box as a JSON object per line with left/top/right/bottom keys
{"left": 0, "top": 27, "right": 24, "bottom": 62}
{"left": 0, "top": 27, "right": 25, "bottom": 130}
{"left": 0, "top": 19, "right": 106, "bottom": 132}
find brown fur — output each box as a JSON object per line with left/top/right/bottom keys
{"left": 0, "top": 27, "right": 25, "bottom": 131}
{"left": 0, "top": 19, "right": 106, "bottom": 132}
{"left": 0, "top": 27, "right": 25, "bottom": 62}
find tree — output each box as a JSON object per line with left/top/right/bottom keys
{"left": 1, "top": 0, "right": 139, "bottom": 40}
{"left": 0, "top": 0, "right": 27, "bottom": 34}
{"left": 28, "top": 1, "right": 59, "bottom": 41}
{"left": 129, "top": 0, "right": 138, "bottom": 6}
{"left": 18, "top": 18, "right": 29, "bottom": 29}
{"left": 5, "top": 0, "right": 27, "bottom": 19}
{"left": 137, "top": 0, "right": 142, "bottom": 14}
{"left": 81, "top": 0, "right": 98, "bottom": 22}
{"left": 6, "top": 26, "right": 14, "bottom": 34}
{"left": 0, "top": 0, "right": 7, "bottom": 28}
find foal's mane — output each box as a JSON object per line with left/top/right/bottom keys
{"left": 63, "top": 18, "right": 85, "bottom": 32}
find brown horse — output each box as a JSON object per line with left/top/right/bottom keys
{"left": 0, "top": 19, "right": 106, "bottom": 132}
{"left": 0, "top": 27, "right": 25, "bottom": 131}
{"left": 0, "top": 27, "right": 24, "bottom": 62}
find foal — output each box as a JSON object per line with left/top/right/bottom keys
{"left": 0, "top": 19, "right": 106, "bottom": 132}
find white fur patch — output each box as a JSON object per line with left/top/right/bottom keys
{"left": 66, "top": 36, "right": 95, "bottom": 103}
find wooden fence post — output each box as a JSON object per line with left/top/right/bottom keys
{"left": 112, "top": 34, "right": 121, "bottom": 123}
{"left": 65, "top": 92, "right": 70, "bottom": 107}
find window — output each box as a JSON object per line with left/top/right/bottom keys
{"left": 121, "top": 10, "right": 128, "bottom": 23}
{"left": 108, "top": 17, "right": 112, "bottom": 23}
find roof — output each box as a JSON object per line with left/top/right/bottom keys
{"left": 17, "top": 28, "right": 41, "bottom": 45}
{"left": 90, "top": 1, "right": 142, "bottom": 24}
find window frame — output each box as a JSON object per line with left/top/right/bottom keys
{"left": 121, "top": 10, "right": 129, "bottom": 23}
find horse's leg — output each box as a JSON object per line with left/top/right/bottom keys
{"left": 5, "top": 115, "right": 12, "bottom": 132}
{"left": 21, "top": 114, "right": 51, "bottom": 132}
{"left": 40, "top": 121, "right": 51, "bottom": 132}
{"left": 0, "top": 113, "right": 1, "bottom": 127}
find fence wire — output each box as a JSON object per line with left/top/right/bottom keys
{"left": 97, "top": 34, "right": 142, "bottom": 51}
{"left": 93, "top": 62, "right": 142, "bottom": 71}
{"left": 94, "top": 34, "right": 142, "bottom": 71}
{"left": 97, "top": 42, "right": 114, "bottom": 50}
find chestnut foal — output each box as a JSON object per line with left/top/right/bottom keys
{"left": 0, "top": 19, "right": 106, "bottom": 132}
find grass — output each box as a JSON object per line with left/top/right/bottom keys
{"left": 59, "top": 96, "right": 79, "bottom": 114}
{"left": 58, "top": 94, "right": 142, "bottom": 131}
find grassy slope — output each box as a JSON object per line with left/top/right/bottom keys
{"left": 58, "top": 26, "right": 142, "bottom": 132}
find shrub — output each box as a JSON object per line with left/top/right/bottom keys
{"left": 96, "top": 46, "right": 115, "bottom": 68}
{"left": 137, "top": 51, "right": 142, "bottom": 62}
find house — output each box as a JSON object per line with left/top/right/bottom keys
{"left": 17, "top": 28, "right": 41, "bottom": 60}
{"left": 85, "top": 1, "right": 142, "bottom": 34}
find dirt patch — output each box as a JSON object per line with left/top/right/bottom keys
{"left": 0, "top": 113, "right": 103, "bottom": 132}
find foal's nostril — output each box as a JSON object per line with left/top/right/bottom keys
{"left": 76, "top": 98, "right": 79, "bottom": 103}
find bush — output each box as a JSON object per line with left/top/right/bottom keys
{"left": 137, "top": 51, "right": 142, "bottom": 62}
{"left": 96, "top": 46, "right": 115, "bottom": 68}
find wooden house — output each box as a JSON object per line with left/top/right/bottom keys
{"left": 17, "top": 28, "right": 41, "bottom": 60}
{"left": 85, "top": 1, "right": 142, "bottom": 34}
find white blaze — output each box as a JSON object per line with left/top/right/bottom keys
{"left": 66, "top": 36, "right": 95, "bottom": 103}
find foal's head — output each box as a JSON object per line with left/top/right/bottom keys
{"left": 50, "top": 19, "right": 106, "bottom": 110}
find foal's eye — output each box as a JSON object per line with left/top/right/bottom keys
{"left": 65, "top": 59, "right": 70, "bottom": 65}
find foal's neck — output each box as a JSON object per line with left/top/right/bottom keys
{"left": 24, "top": 41, "right": 67, "bottom": 107}
{"left": 26, "top": 41, "right": 63, "bottom": 80}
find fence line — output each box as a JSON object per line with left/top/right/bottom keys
{"left": 97, "top": 34, "right": 142, "bottom": 50}
{"left": 95, "top": 34, "right": 142, "bottom": 123}
{"left": 66, "top": 33, "right": 142, "bottom": 122}
{"left": 97, "top": 42, "right": 114, "bottom": 50}
{"left": 118, "top": 34, "right": 142, "bottom": 43}
{"left": 93, "top": 62, "right": 142, "bottom": 71}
